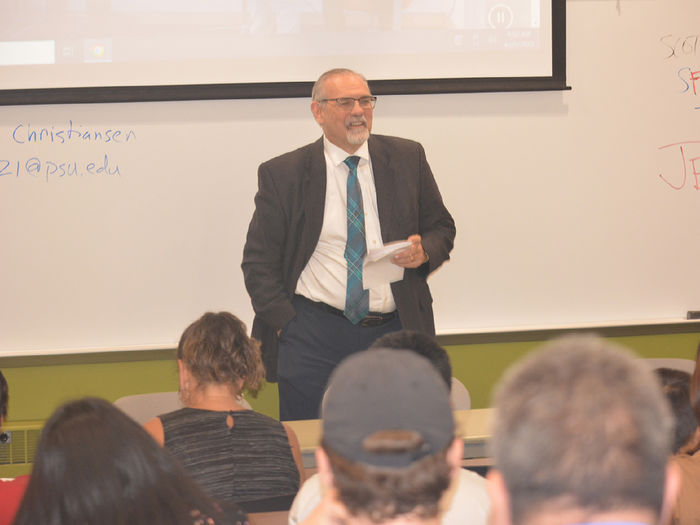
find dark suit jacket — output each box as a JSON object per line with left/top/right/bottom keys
{"left": 242, "top": 134, "right": 456, "bottom": 380}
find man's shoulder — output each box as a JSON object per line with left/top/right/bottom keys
{"left": 369, "top": 134, "right": 422, "bottom": 151}
{"left": 260, "top": 138, "right": 323, "bottom": 171}
{"left": 368, "top": 135, "right": 426, "bottom": 166}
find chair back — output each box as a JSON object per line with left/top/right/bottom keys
{"left": 114, "top": 392, "right": 184, "bottom": 425}
{"left": 450, "top": 377, "right": 471, "bottom": 410}
{"left": 114, "top": 392, "right": 253, "bottom": 425}
{"left": 643, "top": 358, "right": 695, "bottom": 375}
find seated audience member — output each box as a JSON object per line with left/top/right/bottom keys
{"left": 301, "top": 348, "right": 464, "bottom": 525}
{"left": 12, "top": 397, "right": 247, "bottom": 525}
{"left": 488, "top": 335, "right": 680, "bottom": 525}
{"left": 145, "top": 311, "right": 303, "bottom": 511}
{"left": 655, "top": 368, "right": 699, "bottom": 454}
{"left": 0, "top": 371, "right": 30, "bottom": 525}
{"left": 670, "top": 349, "right": 700, "bottom": 525}
{"left": 289, "top": 330, "right": 489, "bottom": 525}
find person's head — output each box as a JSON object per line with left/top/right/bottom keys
{"left": 13, "top": 397, "right": 224, "bottom": 525}
{"left": 489, "top": 335, "right": 679, "bottom": 525}
{"left": 310, "top": 68, "right": 374, "bottom": 154}
{"left": 655, "top": 367, "right": 699, "bottom": 454}
{"left": 177, "top": 311, "right": 264, "bottom": 399}
{"left": 690, "top": 340, "right": 700, "bottom": 428}
{"left": 317, "top": 348, "right": 463, "bottom": 524}
{"left": 369, "top": 330, "right": 452, "bottom": 391}
{"left": 0, "top": 370, "right": 8, "bottom": 425}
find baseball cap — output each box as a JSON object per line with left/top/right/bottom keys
{"left": 322, "top": 348, "right": 455, "bottom": 468}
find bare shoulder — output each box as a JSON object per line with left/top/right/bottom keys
{"left": 282, "top": 422, "right": 306, "bottom": 482}
{"left": 143, "top": 416, "right": 165, "bottom": 446}
{"left": 282, "top": 422, "right": 301, "bottom": 448}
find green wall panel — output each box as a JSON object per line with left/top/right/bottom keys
{"left": 1, "top": 331, "right": 699, "bottom": 478}
{"left": 1, "top": 359, "right": 280, "bottom": 423}
{"left": 2, "top": 331, "right": 698, "bottom": 423}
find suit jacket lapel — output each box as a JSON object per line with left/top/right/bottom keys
{"left": 303, "top": 136, "right": 398, "bottom": 249}
{"left": 368, "top": 136, "right": 398, "bottom": 242}
{"left": 302, "top": 137, "right": 327, "bottom": 256}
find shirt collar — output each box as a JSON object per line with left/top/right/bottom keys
{"left": 323, "top": 135, "right": 370, "bottom": 168}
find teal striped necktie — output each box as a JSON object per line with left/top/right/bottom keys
{"left": 343, "top": 155, "right": 369, "bottom": 324}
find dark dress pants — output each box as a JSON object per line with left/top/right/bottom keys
{"left": 277, "top": 295, "right": 402, "bottom": 421}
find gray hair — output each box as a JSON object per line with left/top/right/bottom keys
{"left": 311, "top": 68, "right": 370, "bottom": 102}
{"left": 491, "top": 335, "right": 673, "bottom": 525}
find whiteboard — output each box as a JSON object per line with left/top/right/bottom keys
{"left": 2, "top": 0, "right": 700, "bottom": 356}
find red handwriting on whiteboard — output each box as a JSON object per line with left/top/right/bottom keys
{"left": 678, "top": 68, "right": 700, "bottom": 96}
{"left": 659, "top": 141, "right": 700, "bottom": 190}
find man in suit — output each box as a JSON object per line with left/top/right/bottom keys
{"left": 242, "top": 68, "right": 455, "bottom": 421}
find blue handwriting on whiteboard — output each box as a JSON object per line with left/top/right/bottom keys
{"left": 0, "top": 155, "right": 121, "bottom": 182}
{"left": 11, "top": 120, "right": 136, "bottom": 145}
{"left": 677, "top": 67, "right": 700, "bottom": 97}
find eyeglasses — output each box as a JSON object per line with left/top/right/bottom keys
{"left": 319, "top": 96, "right": 377, "bottom": 110}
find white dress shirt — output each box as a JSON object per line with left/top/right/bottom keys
{"left": 295, "top": 136, "right": 396, "bottom": 313}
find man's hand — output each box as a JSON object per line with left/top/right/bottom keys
{"left": 392, "top": 234, "right": 428, "bottom": 269}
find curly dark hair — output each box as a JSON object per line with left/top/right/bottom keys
{"left": 178, "top": 312, "right": 265, "bottom": 396}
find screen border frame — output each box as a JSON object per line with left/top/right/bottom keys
{"left": 0, "top": 1, "right": 568, "bottom": 106}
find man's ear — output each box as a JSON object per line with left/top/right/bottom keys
{"left": 316, "top": 447, "right": 335, "bottom": 489}
{"left": 310, "top": 101, "right": 324, "bottom": 125}
{"left": 487, "top": 469, "right": 513, "bottom": 525}
{"left": 446, "top": 437, "right": 464, "bottom": 475}
{"left": 657, "top": 460, "right": 681, "bottom": 525}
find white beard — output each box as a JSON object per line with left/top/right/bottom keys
{"left": 346, "top": 122, "right": 369, "bottom": 145}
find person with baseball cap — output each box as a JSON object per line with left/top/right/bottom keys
{"left": 302, "top": 348, "right": 464, "bottom": 525}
